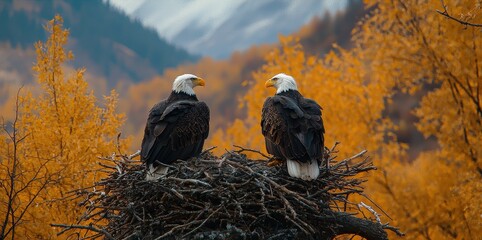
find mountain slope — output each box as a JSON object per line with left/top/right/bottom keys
{"left": 0, "top": 0, "right": 198, "bottom": 84}
{"left": 111, "top": 0, "right": 348, "bottom": 59}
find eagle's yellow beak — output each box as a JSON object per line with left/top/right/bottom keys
{"left": 193, "top": 77, "right": 205, "bottom": 87}
{"left": 265, "top": 79, "right": 275, "bottom": 88}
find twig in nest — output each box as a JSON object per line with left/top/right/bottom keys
{"left": 279, "top": 192, "right": 296, "bottom": 218}
{"left": 382, "top": 224, "right": 405, "bottom": 237}
{"left": 201, "top": 146, "right": 217, "bottom": 155}
{"left": 358, "top": 202, "right": 381, "bottom": 224}
{"left": 128, "top": 150, "right": 140, "bottom": 160}
{"left": 181, "top": 207, "right": 222, "bottom": 238}
{"left": 233, "top": 144, "right": 271, "bottom": 159}
{"left": 360, "top": 193, "right": 392, "bottom": 221}
{"left": 164, "top": 177, "right": 212, "bottom": 187}
{"left": 330, "top": 141, "right": 340, "bottom": 152}
{"left": 50, "top": 223, "right": 113, "bottom": 239}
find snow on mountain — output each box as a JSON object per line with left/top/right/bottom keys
{"left": 108, "top": 0, "right": 348, "bottom": 59}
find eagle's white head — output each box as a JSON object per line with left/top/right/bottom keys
{"left": 172, "top": 73, "right": 205, "bottom": 95}
{"left": 265, "top": 73, "right": 298, "bottom": 94}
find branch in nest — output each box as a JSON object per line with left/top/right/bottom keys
{"left": 50, "top": 223, "right": 113, "bottom": 239}
{"left": 128, "top": 150, "right": 140, "bottom": 160}
{"left": 382, "top": 224, "right": 405, "bottom": 237}
{"left": 201, "top": 146, "right": 217, "bottom": 155}
{"left": 359, "top": 201, "right": 381, "bottom": 224}
{"left": 164, "top": 177, "right": 212, "bottom": 188}
{"left": 53, "top": 144, "right": 401, "bottom": 239}
{"left": 232, "top": 145, "right": 271, "bottom": 159}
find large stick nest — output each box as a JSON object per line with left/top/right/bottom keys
{"left": 54, "top": 144, "right": 402, "bottom": 239}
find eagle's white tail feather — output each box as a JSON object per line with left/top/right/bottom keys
{"left": 287, "top": 159, "right": 319, "bottom": 181}
{"left": 307, "top": 160, "right": 320, "bottom": 180}
{"left": 146, "top": 165, "right": 169, "bottom": 181}
{"left": 287, "top": 159, "right": 301, "bottom": 178}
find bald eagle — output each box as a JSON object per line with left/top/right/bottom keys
{"left": 262, "top": 73, "right": 324, "bottom": 180}
{"left": 141, "top": 74, "right": 210, "bottom": 181}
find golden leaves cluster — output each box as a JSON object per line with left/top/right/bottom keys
{"left": 211, "top": 0, "right": 481, "bottom": 238}
{"left": 0, "top": 16, "right": 126, "bottom": 238}
{"left": 209, "top": 35, "right": 403, "bottom": 160}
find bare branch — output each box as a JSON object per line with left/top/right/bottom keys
{"left": 437, "top": 0, "right": 482, "bottom": 27}
{"left": 0, "top": 87, "right": 58, "bottom": 239}
{"left": 232, "top": 144, "right": 271, "bottom": 159}
{"left": 359, "top": 202, "right": 381, "bottom": 224}
{"left": 201, "top": 146, "right": 217, "bottom": 155}
{"left": 50, "top": 223, "right": 113, "bottom": 240}
{"left": 382, "top": 224, "right": 405, "bottom": 237}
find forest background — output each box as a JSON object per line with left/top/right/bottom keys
{"left": 0, "top": 0, "right": 480, "bottom": 239}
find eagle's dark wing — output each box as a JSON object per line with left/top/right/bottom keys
{"left": 141, "top": 101, "right": 168, "bottom": 161}
{"left": 261, "top": 96, "right": 324, "bottom": 161}
{"left": 141, "top": 100, "right": 210, "bottom": 167}
{"left": 298, "top": 97, "right": 324, "bottom": 159}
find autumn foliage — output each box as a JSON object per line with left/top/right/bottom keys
{"left": 1, "top": 0, "right": 481, "bottom": 239}
{"left": 0, "top": 16, "right": 126, "bottom": 238}
{"left": 210, "top": 0, "right": 481, "bottom": 238}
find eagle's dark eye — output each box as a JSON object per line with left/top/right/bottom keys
{"left": 272, "top": 77, "right": 278, "bottom": 81}
{"left": 190, "top": 77, "right": 197, "bottom": 81}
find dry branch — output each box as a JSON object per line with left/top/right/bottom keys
{"left": 437, "top": 0, "right": 482, "bottom": 27}
{"left": 50, "top": 223, "right": 113, "bottom": 239}
{"left": 53, "top": 144, "right": 402, "bottom": 239}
